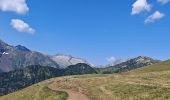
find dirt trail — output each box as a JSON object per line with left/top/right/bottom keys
{"left": 64, "top": 89, "right": 89, "bottom": 100}
{"left": 49, "top": 87, "right": 89, "bottom": 100}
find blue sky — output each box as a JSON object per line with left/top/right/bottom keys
{"left": 0, "top": 0, "right": 170, "bottom": 65}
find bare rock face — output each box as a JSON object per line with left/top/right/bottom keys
{"left": 50, "top": 54, "right": 88, "bottom": 68}
{"left": 0, "top": 39, "right": 59, "bottom": 72}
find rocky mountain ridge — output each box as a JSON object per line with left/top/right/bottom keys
{"left": 0, "top": 39, "right": 89, "bottom": 72}
{"left": 0, "top": 40, "right": 59, "bottom": 72}
{"left": 50, "top": 54, "right": 88, "bottom": 68}
{"left": 96, "top": 56, "right": 161, "bottom": 74}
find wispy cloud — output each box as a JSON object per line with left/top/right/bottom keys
{"left": 107, "top": 56, "right": 128, "bottom": 65}
{"left": 131, "top": 0, "right": 152, "bottom": 15}
{"left": 145, "top": 11, "right": 165, "bottom": 23}
{"left": 107, "top": 57, "right": 116, "bottom": 63}
{"left": 11, "top": 19, "right": 35, "bottom": 34}
{"left": 158, "top": 0, "right": 170, "bottom": 5}
{"left": 0, "top": 0, "right": 29, "bottom": 14}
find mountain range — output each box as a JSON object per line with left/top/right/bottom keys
{"left": 1, "top": 60, "right": 170, "bottom": 100}
{"left": 0, "top": 39, "right": 58, "bottom": 72}
{"left": 96, "top": 56, "right": 161, "bottom": 74}
{"left": 0, "top": 39, "right": 88, "bottom": 72}
{"left": 0, "top": 56, "right": 160, "bottom": 96}
{"left": 0, "top": 39, "right": 162, "bottom": 96}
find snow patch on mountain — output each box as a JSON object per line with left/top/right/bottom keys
{"left": 2, "top": 52, "right": 9, "bottom": 55}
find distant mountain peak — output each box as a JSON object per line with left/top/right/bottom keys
{"left": 15, "top": 45, "right": 31, "bottom": 52}
{"left": 0, "top": 39, "right": 59, "bottom": 72}
{"left": 51, "top": 54, "right": 88, "bottom": 68}
{"left": 98, "top": 56, "right": 161, "bottom": 74}
{"left": 134, "top": 56, "right": 161, "bottom": 63}
{"left": 136, "top": 56, "right": 151, "bottom": 59}
{"left": 0, "top": 39, "right": 7, "bottom": 45}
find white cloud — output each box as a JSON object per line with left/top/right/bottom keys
{"left": 11, "top": 19, "right": 35, "bottom": 34}
{"left": 0, "top": 0, "right": 29, "bottom": 14}
{"left": 131, "top": 0, "right": 152, "bottom": 15}
{"left": 145, "top": 11, "right": 165, "bottom": 23}
{"left": 158, "top": 0, "right": 170, "bottom": 4}
{"left": 107, "top": 57, "right": 116, "bottom": 63}
{"left": 107, "top": 57, "right": 128, "bottom": 66}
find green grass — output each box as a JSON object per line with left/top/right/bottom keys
{"left": 37, "top": 87, "right": 68, "bottom": 100}
{"left": 133, "top": 60, "right": 170, "bottom": 73}
{"left": 106, "top": 83, "right": 170, "bottom": 100}
{"left": 0, "top": 83, "right": 68, "bottom": 100}
{"left": 1, "top": 60, "right": 170, "bottom": 100}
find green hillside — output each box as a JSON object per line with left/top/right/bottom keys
{"left": 0, "top": 81, "right": 68, "bottom": 100}
{"left": 1, "top": 60, "right": 170, "bottom": 100}
{"left": 133, "top": 60, "right": 170, "bottom": 73}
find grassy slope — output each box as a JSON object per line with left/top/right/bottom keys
{"left": 0, "top": 81, "right": 68, "bottom": 100}
{"left": 1, "top": 60, "right": 170, "bottom": 100}
{"left": 133, "top": 60, "right": 170, "bottom": 73}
